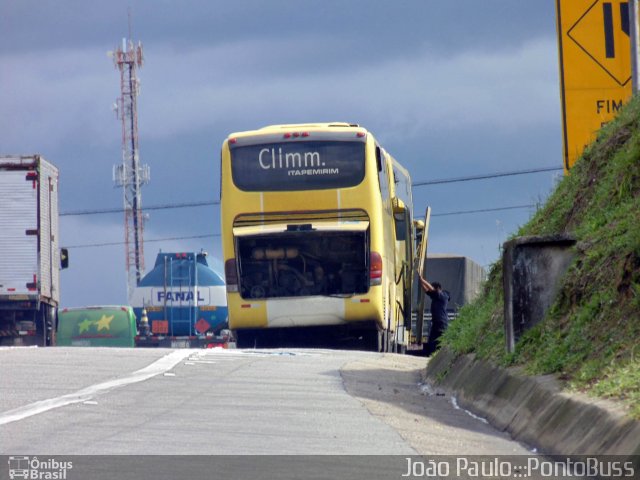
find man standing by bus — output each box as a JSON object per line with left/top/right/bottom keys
{"left": 419, "top": 277, "right": 450, "bottom": 355}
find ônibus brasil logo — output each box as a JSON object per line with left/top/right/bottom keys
{"left": 8, "top": 456, "right": 73, "bottom": 480}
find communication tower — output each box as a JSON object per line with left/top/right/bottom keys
{"left": 111, "top": 36, "right": 150, "bottom": 300}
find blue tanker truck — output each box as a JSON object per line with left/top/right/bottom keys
{"left": 130, "top": 251, "right": 229, "bottom": 348}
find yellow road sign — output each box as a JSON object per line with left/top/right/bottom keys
{"left": 556, "top": 0, "right": 634, "bottom": 171}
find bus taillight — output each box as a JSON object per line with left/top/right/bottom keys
{"left": 370, "top": 252, "right": 383, "bottom": 286}
{"left": 225, "top": 258, "right": 239, "bottom": 293}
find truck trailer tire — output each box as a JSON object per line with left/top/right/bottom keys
{"left": 45, "top": 305, "right": 57, "bottom": 346}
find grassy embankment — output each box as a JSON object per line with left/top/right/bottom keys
{"left": 440, "top": 95, "right": 640, "bottom": 418}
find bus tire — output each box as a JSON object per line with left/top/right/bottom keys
{"left": 363, "top": 329, "right": 383, "bottom": 352}
{"left": 236, "top": 331, "right": 256, "bottom": 349}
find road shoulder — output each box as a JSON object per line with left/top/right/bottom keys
{"left": 340, "top": 353, "right": 531, "bottom": 455}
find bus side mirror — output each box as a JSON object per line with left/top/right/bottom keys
{"left": 413, "top": 219, "right": 425, "bottom": 233}
{"left": 60, "top": 248, "right": 69, "bottom": 270}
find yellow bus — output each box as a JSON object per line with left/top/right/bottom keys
{"left": 220, "top": 123, "right": 419, "bottom": 351}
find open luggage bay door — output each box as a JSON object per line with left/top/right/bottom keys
{"left": 232, "top": 220, "right": 370, "bottom": 301}
{"left": 412, "top": 206, "right": 431, "bottom": 347}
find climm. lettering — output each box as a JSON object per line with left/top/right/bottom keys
{"left": 259, "top": 148, "right": 324, "bottom": 169}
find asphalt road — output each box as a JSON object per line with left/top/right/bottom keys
{"left": 0, "top": 347, "right": 532, "bottom": 457}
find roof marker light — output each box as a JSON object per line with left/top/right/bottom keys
{"left": 357, "top": 132, "right": 366, "bottom": 138}
{"left": 229, "top": 138, "right": 237, "bottom": 144}
{"left": 284, "top": 133, "right": 292, "bottom": 139}
{"left": 302, "top": 132, "right": 309, "bottom": 137}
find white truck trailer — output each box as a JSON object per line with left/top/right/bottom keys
{"left": 0, "top": 155, "right": 64, "bottom": 346}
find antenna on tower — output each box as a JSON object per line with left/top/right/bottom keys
{"left": 111, "top": 14, "right": 150, "bottom": 301}
{"left": 128, "top": 7, "right": 133, "bottom": 41}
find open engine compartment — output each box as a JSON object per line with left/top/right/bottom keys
{"left": 236, "top": 228, "right": 369, "bottom": 299}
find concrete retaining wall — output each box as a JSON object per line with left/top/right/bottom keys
{"left": 425, "top": 348, "right": 640, "bottom": 460}
{"left": 503, "top": 235, "right": 576, "bottom": 352}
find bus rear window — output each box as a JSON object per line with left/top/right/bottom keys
{"left": 231, "top": 141, "right": 365, "bottom": 191}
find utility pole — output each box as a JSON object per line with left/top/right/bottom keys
{"left": 111, "top": 32, "right": 150, "bottom": 301}
{"left": 631, "top": 0, "right": 640, "bottom": 94}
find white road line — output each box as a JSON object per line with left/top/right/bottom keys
{"left": 450, "top": 396, "right": 489, "bottom": 424}
{"left": 0, "top": 349, "right": 197, "bottom": 426}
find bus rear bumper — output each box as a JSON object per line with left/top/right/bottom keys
{"left": 228, "top": 294, "right": 382, "bottom": 329}
{"left": 266, "top": 296, "right": 346, "bottom": 327}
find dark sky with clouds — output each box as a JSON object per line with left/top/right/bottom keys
{"left": 2, "top": 1, "right": 563, "bottom": 306}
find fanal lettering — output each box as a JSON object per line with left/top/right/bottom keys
{"left": 157, "top": 291, "right": 205, "bottom": 302}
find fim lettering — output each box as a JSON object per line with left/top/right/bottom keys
{"left": 596, "top": 99, "right": 624, "bottom": 114}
